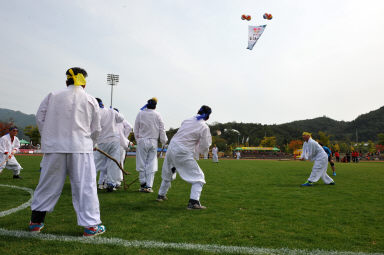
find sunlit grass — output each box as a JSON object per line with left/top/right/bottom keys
{"left": 0, "top": 156, "right": 383, "bottom": 254}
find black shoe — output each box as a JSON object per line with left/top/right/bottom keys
{"left": 156, "top": 195, "right": 168, "bottom": 202}
{"left": 13, "top": 175, "right": 22, "bottom": 179}
{"left": 139, "top": 183, "right": 148, "bottom": 192}
{"left": 106, "top": 184, "right": 116, "bottom": 192}
{"left": 187, "top": 199, "right": 206, "bottom": 210}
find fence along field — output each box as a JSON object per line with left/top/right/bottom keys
{"left": 0, "top": 156, "right": 383, "bottom": 254}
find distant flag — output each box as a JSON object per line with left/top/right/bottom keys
{"left": 247, "top": 25, "right": 266, "bottom": 50}
{"left": 242, "top": 136, "right": 245, "bottom": 144}
{"left": 246, "top": 137, "right": 249, "bottom": 143}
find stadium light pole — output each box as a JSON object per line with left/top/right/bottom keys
{"left": 107, "top": 74, "right": 119, "bottom": 108}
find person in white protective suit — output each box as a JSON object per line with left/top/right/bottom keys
{"left": 157, "top": 105, "right": 212, "bottom": 210}
{"left": 114, "top": 107, "right": 133, "bottom": 187}
{"left": 212, "top": 144, "right": 219, "bottom": 163}
{"left": 300, "top": 132, "right": 335, "bottom": 186}
{"left": 0, "top": 126, "right": 23, "bottom": 178}
{"left": 93, "top": 98, "right": 124, "bottom": 192}
{"left": 134, "top": 97, "right": 168, "bottom": 193}
{"left": 30, "top": 67, "right": 105, "bottom": 237}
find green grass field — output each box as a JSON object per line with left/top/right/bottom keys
{"left": 0, "top": 156, "right": 383, "bottom": 254}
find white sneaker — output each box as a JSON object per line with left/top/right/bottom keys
{"left": 145, "top": 187, "right": 154, "bottom": 193}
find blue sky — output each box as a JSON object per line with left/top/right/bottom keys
{"left": 1, "top": 0, "right": 383, "bottom": 129}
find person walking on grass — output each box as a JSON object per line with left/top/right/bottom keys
{"left": 0, "top": 126, "right": 23, "bottom": 179}
{"left": 157, "top": 105, "right": 212, "bottom": 210}
{"left": 300, "top": 132, "right": 335, "bottom": 186}
{"left": 134, "top": 97, "right": 168, "bottom": 193}
{"left": 29, "top": 67, "right": 105, "bottom": 237}
{"left": 212, "top": 144, "right": 219, "bottom": 163}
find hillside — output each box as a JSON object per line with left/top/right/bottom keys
{"left": 1, "top": 106, "right": 383, "bottom": 145}
{"left": 0, "top": 108, "right": 36, "bottom": 140}
{"left": 209, "top": 106, "right": 384, "bottom": 146}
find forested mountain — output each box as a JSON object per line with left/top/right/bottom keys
{"left": 208, "top": 106, "right": 384, "bottom": 147}
{"left": 1, "top": 106, "right": 383, "bottom": 146}
{"left": 0, "top": 108, "right": 36, "bottom": 140}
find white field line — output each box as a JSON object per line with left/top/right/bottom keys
{"left": 0, "top": 228, "right": 382, "bottom": 255}
{"left": 0, "top": 184, "right": 34, "bottom": 217}
{"left": 0, "top": 184, "right": 382, "bottom": 255}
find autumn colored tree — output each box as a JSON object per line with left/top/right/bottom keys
{"left": 330, "top": 143, "right": 340, "bottom": 153}
{"left": 317, "top": 131, "right": 330, "bottom": 147}
{"left": 260, "top": 136, "right": 276, "bottom": 147}
{"left": 367, "top": 140, "right": 376, "bottom": 153}
{"left": 128, "top": 133, "right": 136, "bottom": 145}
{"left": 212, "top": 136, "right": 227, "bottom": 151}
{"left": 376, "top": 144, "right": 384, "bottom": 153}
{"left": 0, "top": 121, "right": 13, "bottom": 137}
{"left": 288, "top": 140, "right": 303, "bottom": 152}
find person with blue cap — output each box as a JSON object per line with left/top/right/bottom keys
{"left": 93, "top": 98, "right": 125, "bottom": 192}
{"left": 134, "top": 97, "right": 168, "bottom": 193}
{"left": 319, "top": 142, "right": 336, "bottom": 176}
{"left": 157, "top": 105, "right": 212, "bottom": 210}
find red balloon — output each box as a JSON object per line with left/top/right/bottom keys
{"left": 263, "top": 13, "right": 272, "bottom": 20}
{"left": 241, "top": 14, "right": 251, "bottom": 21}
{"left": 263, "top": 13, "right": 273, "bottom": 20}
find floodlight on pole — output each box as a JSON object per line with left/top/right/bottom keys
{"left": 107, "top": 74, "right": 119, "bottom": 107}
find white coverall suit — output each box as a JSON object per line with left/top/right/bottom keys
{"left": 0, "top": 134, "right": 23, "bottom": 175}
{"left": 134, "top": 108, "right": 167, "bottom": 189}
{"left": 32, "top": 85, "right": 102, "bottom": 227}
{"left": 301, "top": 138, "right": 334, "bottom": 184}
{"left": 212, "top": 146, "right": 219, "bottom": 163}
{"left": 94, "top": 108, "right": 125, "bottom": 188}
{"left": 158, "top": 116, "right": 212, "bottom": 201}
{"left": 116, "top": 120, "right": 133, "bottom": 185}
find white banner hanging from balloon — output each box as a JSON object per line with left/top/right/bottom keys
{"left": 247, "top": 25, "right": 266, "bottom": 50}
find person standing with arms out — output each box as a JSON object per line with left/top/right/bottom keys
{"left": 212, "top": 144, "right": 219, "bottom": 163}
{"left": 319, "top": 143, "right": 336, "bottom": 176}
{"left": 300, "top": 132, "right": 335, "bottom": 186}
{"left": 0, "top": 126, "right": 23, "bottom": 179}
{"left": 134, "top": 98, "right": 168, "bottom": 193}
{"left": 157, "top": 105, "right": 212, "bottom": 210}
{"left": 29, "top": 67, "right": 105, "bottom": 236}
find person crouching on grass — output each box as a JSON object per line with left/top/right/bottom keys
{"left": 29, "top": 67, "right": 105, "bottom": 236}
{"left": 319, "top": 142, "right": 336, "bottom": 176}
{"left": 300, "top": 132, "right": 335, "bottom": 186}
{"left": 0, "top": 126, "right": 23, "bottom": 179}
{"left": 157, "top": 105, "right": 212, "bottom": 209}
